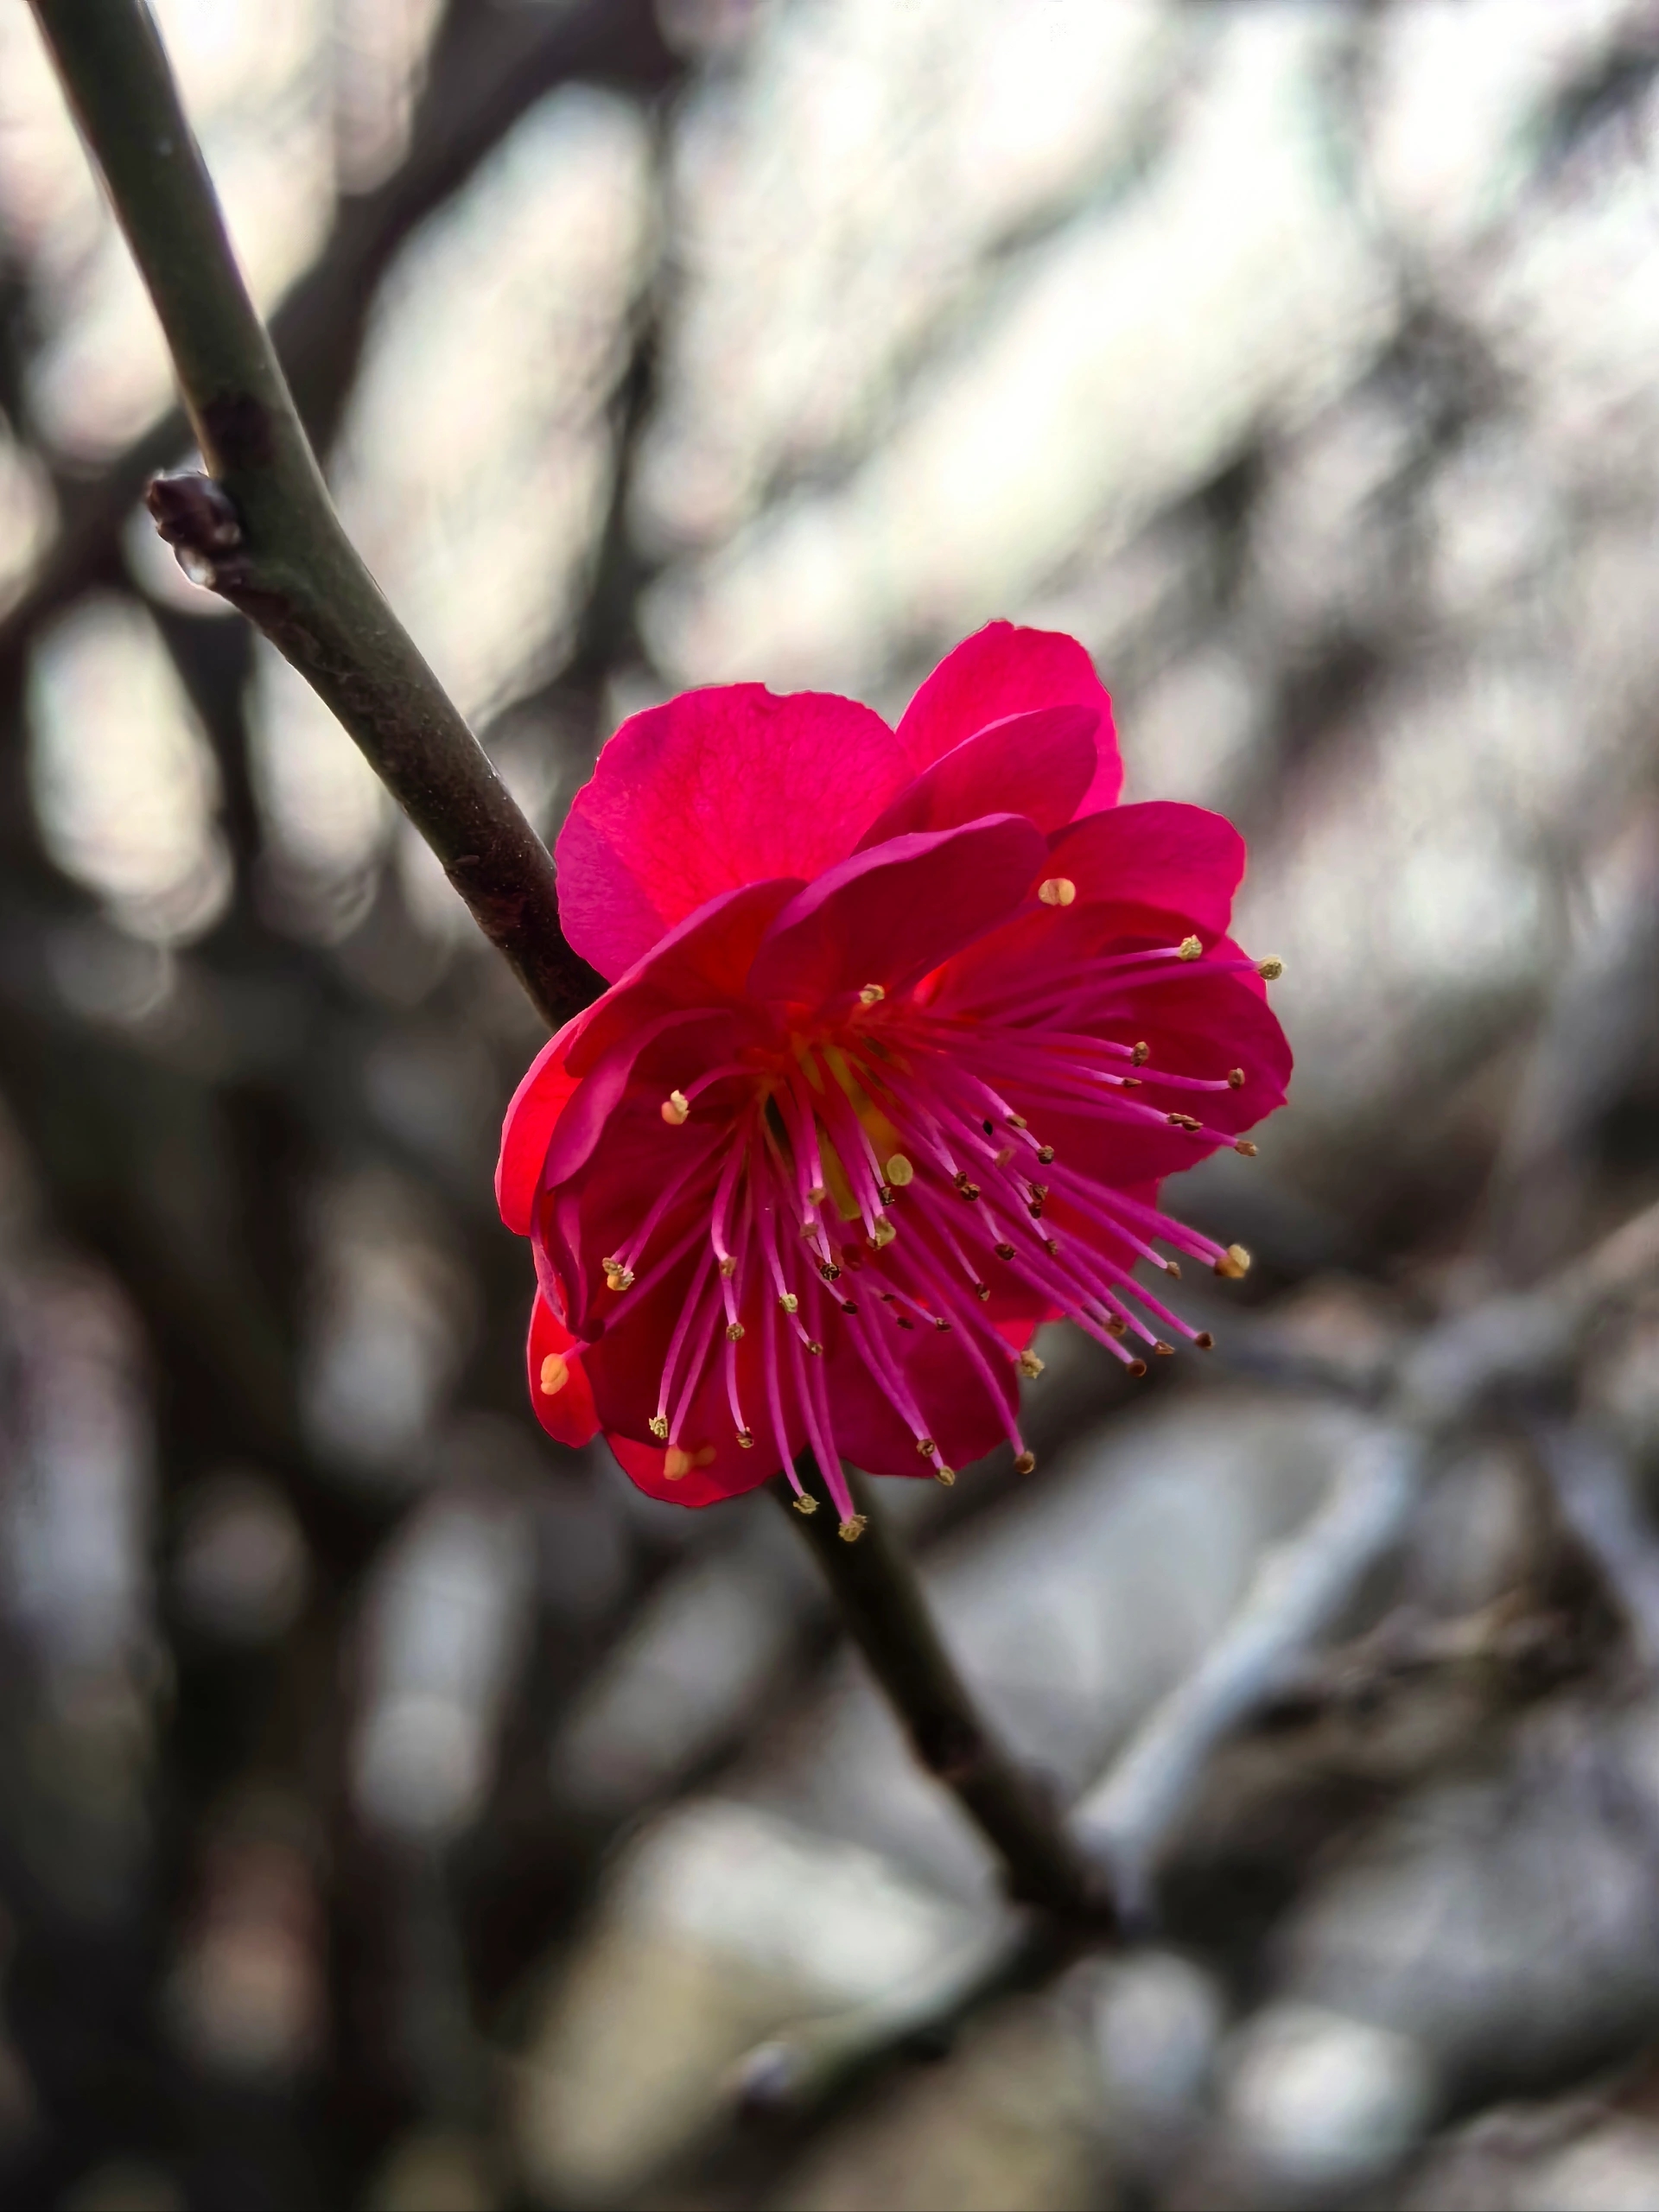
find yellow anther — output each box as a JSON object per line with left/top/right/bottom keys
{"left": 1035, "top": 1145, "right": 1055, "bottom": 1164}
{"left": 1017, "top": 1349, "right": 1045, "bottom": 1378}
{"left": 1154, "top": 1340, "right": 1175, "bottom": 1357}
{"left": 1131, "top": 1042, "right": 1149, "bottom": 1065}
{"left": 805, "top": 1339, "right": 824, "bottom": 1357}
{"left": 885, "top": 1154, "right": 914, "bottom": 1187}
{"left": 934, "top": 1466, "right": 956, "bottom": 1487}
{"left": 869, "top": 1217, "right": 896, "bottom": 1249}
{"left": 1014, "top": 1450, "right": 1036, "bottom": 1475}
{"left": 1104, "top": 1314, "right": 1127, "bottom": 1337}
{"left": 539, "top": 1353, "right": 569, "bottom": 1396}
{"left": 648, "top": 1414, "right": 669, "bottom": 1440}
{"left": 1178, "top": 935, "right": 1203, "bottom": 961}
{"left": 838, "top": 1515, "right": 868, "bottom": 1542}
{"left": 858, "top": 983, "right": 886, "bottom": 1006}
{"left": 661, "top": 1090, "right": 690, "bottom": 1125}
{"left": 1228, "top": 1067, "right": 1245, "bottom": 1088}
{"left": 1128, "top": 1358, "right": 1148, "bottom": 1378}
{"left": 735, "top": 1427, "right": 754, "bottom": 1448}
{"left": 1038, "top": 876, "right": 1077, "bottom": 907}
{"left": 1235, "top": 1139, "right": 1258, "bottom": 1157}
{"left": 1007, "top": 1114, "right": 1028, "bottom": 1128}
{"left": 719, "top": 1254, "right": 738, "bottom": 1279}
{"left": 1256, "top": 956, "right": 1285, "bottom": 981}
{"left": 726, "top": 1320, "right": 745, "bottom": 1341}
{"left": 778, "top": 1291, "right": 799, "bottom": 1314}
{"left": 792, "top": 1493, "right": 818, "bottom": 1515}
{"left": 994, "top": 1241, "right": 1015, "bottom": 1261}
{"left": 807, "top": 1184, "right": 828, "bottom": 1206}
{"left": 1165, "top": 1260, "right": 1182, "bottom": 1279}
{"left": 915, "top": 1438, "right": 937, "bottom": 1458}
{"left": 664, "top": 1444, "right": 715, "bottom": 1478}
{"left": 1194, "top": 1331, "right": 1215, "bottom": 1350}
{"left": 603, "top": 1262, "right": 635, "bottom": 1293}
{"left": 1215, "top": 1243, "right": 1252, "bottom": 1280}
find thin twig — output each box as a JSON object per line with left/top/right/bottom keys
{"left": 777, "top": 1464, "right": 1115, "bottom": 1926}
{"left": 732, "top": 1923, "right": 1037, "bottom": 2116}
{"left": 1532, "top": 1420, "right": 1659, "bottom": 1670}
{"left": 28, "top": 0, "right": 598, "bottom": 1031}
{"left": 721, "top": 1927, "right": 1081, "bottom": 2159}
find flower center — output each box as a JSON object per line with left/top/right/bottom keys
{"left": 593, "top": 938, "right": 1265, "bottom": 1528}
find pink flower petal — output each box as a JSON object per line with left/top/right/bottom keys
{"left": 567, "top": 878, "right": 802, "bottom": 1078}
{"left": 535, "top": 1007, "right": 763, "bottom": 1342}
{"left": 526, "top": 1293, "right": 600, "bottom": 1447}
{"left": 1028, "top": 957, "right": 1291, "bottom": 1187}
{"left": 496, "top": 1008, "right": 590, "bottom": 1236}
{"left": 896, "top": 622, "right": 1121, "bottom": 811}
{"left": 607, "top": 1429, "right": 777, "bottom": 1509}
{"left": 855, "top": 703, "right": 1100, "bottom": 849}
{"left": 556, "top": 685, "right": 907, "bottom": 980}
{"left": 544, "top": 1006, "right": 738, "bottom": 1190}
{"left": 1044, "top": 801, "right": 1246, "bottom": 936}
{"left": 748, "top": 815, "right": 1048, "bottom": 1009}
{"left": 823, "top": 1327, "right": 1017, "bottom": 1478}
{"left": 583, "top": 1256, "right": 789, "bottom": 1499}
{"left": 923, "top": 885, "right": 1230, "bottom": 1022}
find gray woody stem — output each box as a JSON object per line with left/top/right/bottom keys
{"left": 34, "top": 0, "right": 1108, "bottom": 1923}
{"left": 28, "top": 0, "right": 599, "bottom": 1031}
{"left": 779, "top": 1465, "right": 1115, "bottom": 1924}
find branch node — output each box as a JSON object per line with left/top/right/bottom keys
{"left": 146, "top": 469, "right": 244, "bottom": 588}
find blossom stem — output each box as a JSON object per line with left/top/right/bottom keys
{"left": 27, "top": 0, "right": 599, "bottom": 1031}
{"left": 775, "top": 1463, "right": 1115, "bottom": 1925}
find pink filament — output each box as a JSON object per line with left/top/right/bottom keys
{"left": 620, "top": 965, "right": 1250, "bottom": 1496}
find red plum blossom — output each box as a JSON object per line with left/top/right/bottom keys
{"left": 498, "top": 624, "right": 1290, "bottom": 1535}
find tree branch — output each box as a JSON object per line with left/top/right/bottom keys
{"left": 1532, "top": 1419, "right": 1659, "bottom": 1671}
{"left": 27, "top": 0, "right": 599, "bottom": 1030}
{"left": 0, "top": 0, "right": 679, "bottom": 683}
{"left": 776, "top": 1463, "right": 1115, "bottom": 1925}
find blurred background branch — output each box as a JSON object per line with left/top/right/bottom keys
{"left": 0, "top": 0, "right": 679, "bottom": 681}
{"left": 28, "top": 0, "right": 594, "bottom": 1030}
